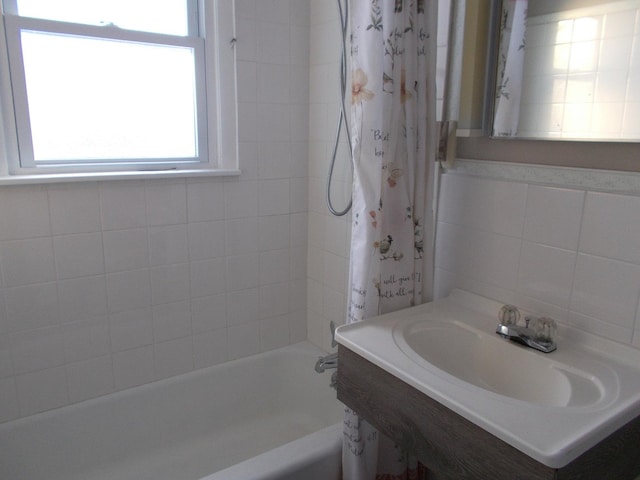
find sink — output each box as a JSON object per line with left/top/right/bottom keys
{"left": 395, "top": 318, "right": 604, "bottom": 407}
{"left": 335, "top": 289, "right": 640, "bottom": 469}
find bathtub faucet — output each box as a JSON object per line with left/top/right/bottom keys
{"left": 314, "top": 352, "right": 338, "bottom": 390}
{"left": 315, "top": 321, "right": 339, "bottom": 389}
{"left": 315, "top": 320, "right": 339, "bottom": 372}
{"left": 314, "top": 352, "right": 338, "bottom": 373}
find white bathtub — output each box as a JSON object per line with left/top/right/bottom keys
{"left": 0, "top": 342, "right": 343, "bottom": 480}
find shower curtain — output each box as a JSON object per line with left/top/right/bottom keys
{"left": 343, "top": 0, "right": 437, "bottom": 479}
{"left": 493, "top": 0, "right": 528, "bottom": 136}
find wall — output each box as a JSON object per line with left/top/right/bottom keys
{"left": 306, "top": 0, "right": 352, "bottom": 353}
{"left": 0, "top": 0, "right": 459, "bottom": 422}
{"left": 435, "top": 160, "right": 640, "bottom": 349}
{"left": 0, "top": 0, "right": 310, "bottom": 422}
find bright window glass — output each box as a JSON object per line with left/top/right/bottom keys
{"left": 21, "top": 31, "right": 198, "bottom": 162}
{"left": 14, "top": 0, "right": 190, "bottom": 36}
{"left": 0, "top": 0, "right": 239, "bottom": 178}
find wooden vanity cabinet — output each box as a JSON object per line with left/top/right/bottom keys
{"left": 337, "top": 346, "right": 640, "bottom": 480}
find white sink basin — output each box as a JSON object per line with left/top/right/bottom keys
{"left": 335, "top": 289, "right": 640, "bottom": 469}
{"left": 396, "top": 318, "right": 605, "bottom": 408}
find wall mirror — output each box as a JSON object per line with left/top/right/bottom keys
{"left": 491, "top": 0, "right": 640, "bottom": 142}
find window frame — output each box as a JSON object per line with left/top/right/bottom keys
{"left": 0, "top": 0, "right": 239, "bottom": 182}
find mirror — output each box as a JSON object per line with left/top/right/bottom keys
{"left": 491, "top": 0, "right": 640, "bottom": 141}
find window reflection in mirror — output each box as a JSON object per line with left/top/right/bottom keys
{"left": 492, "top": 0, "right": 640, "bottom": 141}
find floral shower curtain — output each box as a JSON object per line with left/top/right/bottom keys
{"left": 343, "top": 0, "right": 437, "bottom": 479}
{"left": 493, "top": 0, "right": 528, "bottom": 137}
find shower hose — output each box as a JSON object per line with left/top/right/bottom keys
{"left": 326, "top": 0, "right": 354, "bottom": 217}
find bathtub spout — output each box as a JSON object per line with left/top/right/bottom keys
{"left": 314, "top": 352, "right": 338, "bottom": 373}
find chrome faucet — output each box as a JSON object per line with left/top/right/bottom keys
{"left": 314, "top": 352, "right": 338, "bottom": 389}
{"left": 314, "top": 321, "right": 339, "bottom": 388}
{"left": 314, "top": 351, "right": 338, "bottom": 373}
{"left": 496, "top": 305, "right": 557, "bottom": 353}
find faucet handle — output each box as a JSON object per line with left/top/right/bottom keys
{"left": 498, "top": 304, "right": 521, "bottom": 326}
{"left": 534, "top": 317, "right": 557, "bottom": 343}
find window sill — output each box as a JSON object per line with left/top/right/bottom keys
{"left": 0, "top": 168, "right": 242, "bottom": 185}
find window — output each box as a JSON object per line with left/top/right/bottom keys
{"left": 0, "top": 0, "right": 237, "bottom": 179}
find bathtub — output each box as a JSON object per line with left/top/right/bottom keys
{"left": 0, "top": 342, "right": 343, "bottom": 480}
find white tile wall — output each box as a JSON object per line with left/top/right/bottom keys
{"left": 0, "top": 185, "right": 50, "bottom": 240}
{"left": 580, "top": 192, "right": 640, "bottom": 264}
{"left": 522, "top": 186, "right": 584, "bottom": 250}
{"left": 150, "top": 263, "right": 190, "bottom": 305}
{"left": 225, "top": 255, "right": 259, "bottom": 292}
{"left": 0, "top": 377, "right": 19, "bottom": 422}
{"left": 106, "top": 269, "right": 151, "bottom": 313}
{"left": 99, "top": 181, "right": 147, "bottom": 230}
{"left": 54, "top": 233, "right": 105, "bottom": 279}
{"left": 227, "top": 323, "right": 260, "bottom": 360}
{"left": 152, "top": 301, "right": 192, "bottom": 343}
{"left": 153, "top": 337, "right": 194, "bottom": 380}
{"left": 0, "top": 0, "right": 310, "bottom": 422}
{"left": 103, "top": 229, "right": 148, "bottom": 273}
{"left": 436, "top": 170, "right": 640, "bottom": 348}
{"left": 48, "top": 183, "right": 102, "bottom": 235}
{"left": 193, "top": 329, "right": 228, "bottom": 369}
{"left": 66, "top": 355, "right": 114, "bottom": 403}
{"left": 5, "top": 283, "right": 60, "bottom": 332}
{"left": 191, "top": 294, "right": 226, "bottom": 333}
{"left": 227, "top": 289, "right": 259, "bottom": 326}
{"left": 112, "top": 346, "right": 154, "bottom": 391}
{"left": 0, "top": 175, "right": 309, "bottom": 420}
{"left": 12, "top": 326, "right": 65, "bottom": 375}
{"left": 1, "top": 237, "right": 56, "bottom": 287}
{"left": 148, "top": 225, "right": 189, "bottom": 266}
{"left": 306, "top": 0, "right": 351, "bottom": 352}
{"left": 517, "top": 242, "right": 576, "bottom": 308}
{"left": 1, "top": 0, "right": 453, "bottom": 422}
{"left": 570, "top": 254, "right": 640, "bottom": 335}
{"left": 15, "top": 367, "right": 68, "bottom": 417}
{"left": 260, "top": 314, "right": 291, "bottom": 351}
{"left": 62, "top": 317, "right": 111, "bottom": 364}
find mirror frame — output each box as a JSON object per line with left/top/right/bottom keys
{"left": 456, "top": 0, "right": 640, "bottom": 172}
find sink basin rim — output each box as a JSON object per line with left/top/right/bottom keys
{"left": 392, "top": 316, "right": 612, "bottom": 410}
{"left": 334, "top": 289, "right": 640, "bottom": 468}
